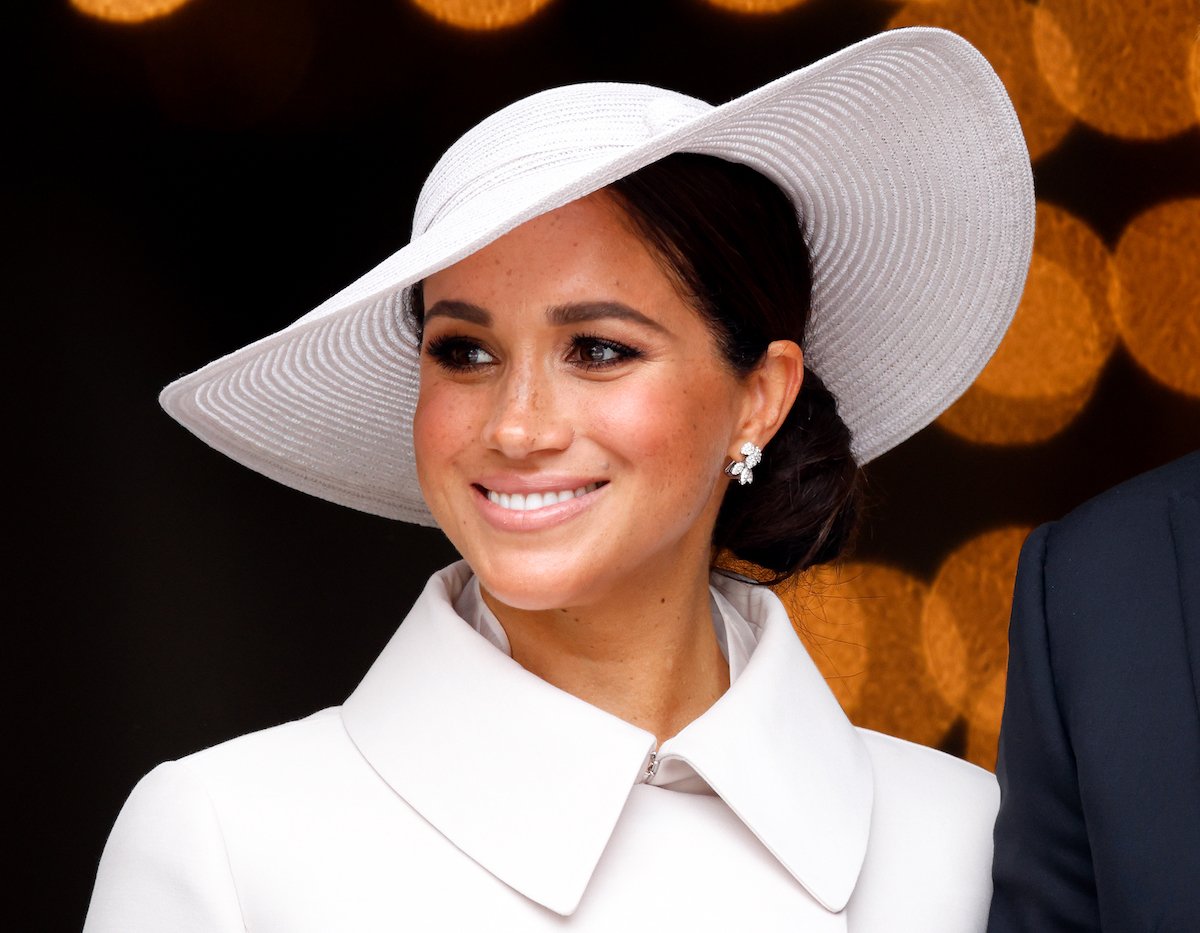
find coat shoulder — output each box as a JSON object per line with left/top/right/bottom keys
{"left": 850, "top": 730, "right": 997, "bottom": 931}
{"left": 857, "top": 728, "right": 999, "bottom": 825}
{"left": 176, "top": 707, "right": 352, "bottom": 784}
{"left": 84, "top": 710, "right": 353, "bottom": 933}
{"left": 167, "top": 706, "right": 397, "bottom": 834}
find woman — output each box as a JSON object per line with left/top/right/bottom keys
{"left": 86, "top": 27, "right": 1033, "bottom": 931}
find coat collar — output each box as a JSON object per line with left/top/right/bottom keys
{"left": 341, "top": 562, "right": 873, "bottom": 916}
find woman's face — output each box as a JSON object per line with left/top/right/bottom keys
{"left": 414, "top": 192, "right": 755, "bottom": 612}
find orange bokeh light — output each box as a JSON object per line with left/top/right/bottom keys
{"left": 783, "top": 562, "right": 958, "bottom": 749}
{"left": 1191, "top": 30, "right": 1200, "bottom": 123}
{"left": 922, "top": 526, "right": 1029, "bottom": 770}
{"left": 781, "top": 566, "right": 871, "bottom": 715}
{"left": 975, "top": 256, "right": 1101, "bottom": 399}
{"left": 701, "top": 0, "right": 811, "bottom": 12}
{"left": 1112, "top": 198, "right": 1200, "bottom": 397}
{"left": 70, "top": 0, "right": 191, "bottom": 23}
{"left": 938, "top": 204, "right": 1114, "bottom": 445}
{"left": 1031, "top": 0, "right": 1200, "bottom": 139}
{"left": 408, "top": 0, "right": 556, "bottom": 29}
{"left": 889, "top": 0, "right": 1075, "bottom": 160}
{"left": 965, "top": 668, "right": 1007, "bottom": 770}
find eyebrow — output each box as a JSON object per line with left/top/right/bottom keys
{"left": 547, "top": 301, "right": 669, "bottom": 334}
{"left": 423, "top": 300, "right": 492, "bottom": 326}
{"left": 423, "top": 298, "right": 668, "bottom": 334}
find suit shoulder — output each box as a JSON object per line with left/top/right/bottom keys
{"left": 1036, "top": 451, "right": 1198, "bottom": 624}
{"left": 1054, "top": 450, "right": 1199, "bottom": 540}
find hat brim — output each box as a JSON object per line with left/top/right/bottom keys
{"left": 160, "top": 27, "right": 1034, "bottom": 526}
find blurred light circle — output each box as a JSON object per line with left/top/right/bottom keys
{"left": 888, "top": 0, "right": 1075, "bottom": 160}
{"left": 1031, "top": 0, "right": 1200, "bottom": 139}
{"left": 939, "top": 205, "right": 1114, "bottom": 445}
{"left": 921, "top": 585, "right": 969, "bottom": 711}
{"left": 937, "top": 383, "right": 1095, "bottom": 447}
{"left": 965, "top": 667, "right": 1007, "bottom": 771}
{"left": 1032, "top": 204, "right": 1119, "bottom": 355}
{"left": 1191, "top": 30, "right": 1200, "bottom": 122}
{"left": 71, "top": 0, "right": 192, "bottom": 23}
{"left": 409, "top": 0, "right": 556, "bottom": 29}
{"left": 784, "top": 562, "right": 958, "bottom": 748}
{"left": 781, "top": 566, "right": 871, "bottom": 716}
{"left": 976, "top": 256, "right": 1100, "bottom": 398}
{"left": 701, "top": 0, "right": 811, "bottom": 12}
{"left": 922, "top": 526, "right": 1029, "bottom": 759}
{"left": 1112, "top": 198, "right": 1200, "bottom": 397}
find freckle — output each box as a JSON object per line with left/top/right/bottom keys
{"left": 660, "top": 597, "right": 666, "bottom": 604}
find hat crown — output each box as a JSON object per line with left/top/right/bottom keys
{"left": 412, "top": 83, "right": 711, "bottom": 236}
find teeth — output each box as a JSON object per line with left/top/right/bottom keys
{"left": 486, "top": 482, "right": 601, "bottom": 511}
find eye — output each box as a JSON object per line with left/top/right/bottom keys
{"left": 570, "top": 335, "right": 641, "bottom": 371}
{"left": 425, "top": 335, "right": 496, "bottom": 372}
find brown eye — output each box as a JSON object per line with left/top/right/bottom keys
{"left": 571, "top": 336, "right": 641, "bottom": 369}
{"left": 581, "top": 341, "right": 618, "bottom": 364}
{"left": 426, "top": 336, "right": 496, "bottom": 371}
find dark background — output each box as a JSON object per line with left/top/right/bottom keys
{"left": 15, "top": 1, "right": 1200, "bottom": 928}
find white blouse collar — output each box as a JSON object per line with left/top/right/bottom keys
{"left": 341, "top": 561, "right": 874, "bottom": 917}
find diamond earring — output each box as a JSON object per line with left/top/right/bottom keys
{"left": 723, "top": 441, "right": 763, "bottom": 486}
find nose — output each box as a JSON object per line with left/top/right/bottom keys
{"left": 482, "top": 361, "right": 574, "bottom": 460}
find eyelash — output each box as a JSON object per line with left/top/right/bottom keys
{"left": 423, "top": 333, "right": 643, "bottom": 373}
{"left": 423, "top": 335, "right": 493, "bottom": 373}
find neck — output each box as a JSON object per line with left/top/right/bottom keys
{"left": 482, "top": 560, "right": 731, "bottom": 746}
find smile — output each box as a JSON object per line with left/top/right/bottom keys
{"left": 484, "top": 482, "right": 604, "bottom": 512}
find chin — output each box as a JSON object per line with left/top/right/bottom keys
{"left": 468, "top": 550, "right": 615, "bottom": 613}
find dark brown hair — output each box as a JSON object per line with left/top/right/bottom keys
{"left": 604, "top": 153, "right": 860, "bottom": 583}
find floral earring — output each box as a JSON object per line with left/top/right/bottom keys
{"left": 724, "top": 441, "right": 762, "bottom": 485}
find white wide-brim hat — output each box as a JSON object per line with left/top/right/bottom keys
{"left": 160, "top": 27, "right": 1034, "bottom": 527}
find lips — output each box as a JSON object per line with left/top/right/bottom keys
{"left": 481, "top": 481, "right": 604, "bottom": 512}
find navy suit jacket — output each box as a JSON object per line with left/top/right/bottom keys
{"left": 988, "top": 451, "right": 1200, "bottom": 931}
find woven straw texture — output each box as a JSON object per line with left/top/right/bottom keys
{"left": 160, "top": 27, "right": 1034, "bottom": 526}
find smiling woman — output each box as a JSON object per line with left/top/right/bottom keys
{"left": 84, "top": 28, "right": 1034, "bottom": 932}
{"left": 413, "top": 188, "right": 807, "bottom": 736}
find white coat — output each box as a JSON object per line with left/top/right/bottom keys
{"left": 85, "top": 562, "right": 998, "bottom": 931}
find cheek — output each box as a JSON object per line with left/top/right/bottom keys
{"left": 591, "top": 372, "right": 734, "bottom": 486}
{"left": 413, "top": 380, "right": 480, "bottom": 486}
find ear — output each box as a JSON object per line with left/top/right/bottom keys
{"left": 730, "top": 340, "right": 804, "bottom": 457}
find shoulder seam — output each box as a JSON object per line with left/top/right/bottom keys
{"left": 169, "top": 759, "right": 249, "bottom": 930}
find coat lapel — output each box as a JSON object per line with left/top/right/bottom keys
{"left": 661, "top": 578, "right": 874, "bottom": 911}
{"left": 341, "top": 564, "right": 656, "bottom": 915}
{"left": 341, "top": 562, "right": 874, "bottom": 916}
